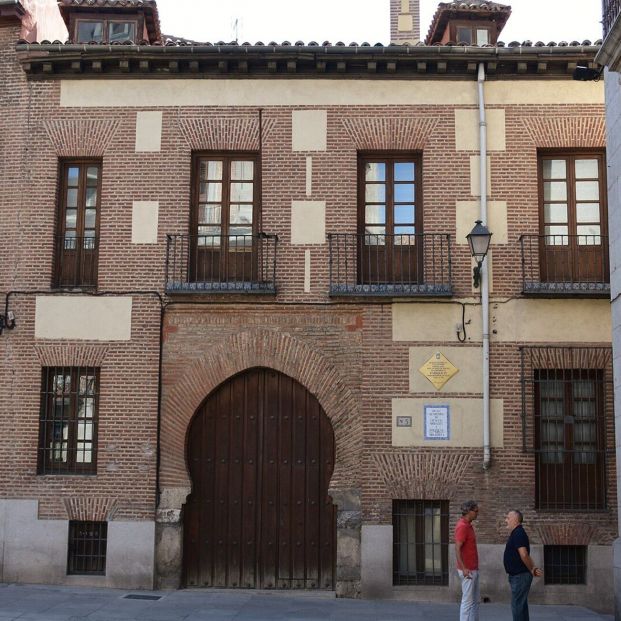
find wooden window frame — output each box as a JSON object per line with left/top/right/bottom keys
{"left": 357, "top": 153, "right": 423, "bottom": 285}
{"left": 54, "top": 159, "right": 102, "bottom": 289}
{"left": 537, "top": 151, "right": 608, "bottom": 241}
{"left": 189, "top": 152, "right": 261, "bottom": 284}
{"left": 450, "top": 21, "right": 494, "bottom": 45}
{"left": 67, "top": 520, "right": 108, "bottom": 575}
{"left": 536, "top": 150, "right": 608, "bottom": 286}
{"left": 392, "top": 499, "right": 449, "bottom": 586}
{"left": 534, "top": 369, "right": 607, "bottom": 511}
{"left": 71, "top": 12, "right": 142, "bottom": 44}
{"left": 37, "top": 367, "right": 100, "bottom": 476}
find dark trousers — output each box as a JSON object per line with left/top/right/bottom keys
{"left": 508, "top": 572, "right": 533, "bottom": 621}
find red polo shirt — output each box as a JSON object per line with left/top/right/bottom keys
{"left": 455, "top": 516, "right": 479, "bottom": 570}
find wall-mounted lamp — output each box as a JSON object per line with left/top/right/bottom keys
{"left": 572, "top": 65, "right": 602, "bottom": 82}
{"left": 466, "top": 220, "right": 492, "bottom": 288}
{"left": 0, "top": 311, "right": 16, "bottom": 335}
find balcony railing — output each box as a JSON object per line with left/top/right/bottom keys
{"left": 165, "top": 233, "right": 278, "bottom": 293}
{"left": 328, "top": 233, "right": 452, "bottom": 296}
{"left": 603, "top": 0, "right": 621, "bottom": 38}
{"left": 54, "top": 235, "right": 99, "bottom": 289}
{"left": 520, "top": 234, "right": 610, "bottom": 297}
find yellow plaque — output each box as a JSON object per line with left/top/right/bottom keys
{"left": 419, "top": 352, "right": 459, "bottom": 390}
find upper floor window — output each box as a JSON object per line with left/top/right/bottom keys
{"left": 190, "top": 153, "right": 259, "bottom": 284}
{"left": 359, "top": 154, "right": 421, "bottom": 285}
{"left": 456, "top": 24, "right": 490, "bottom": 45}
{"left": 538, "top": 152, "right": 608, "bottom": 287}
{"left": 76, "top": 18, "right": 137, "bottom": 43}
{"left": 38, "top": 367, "right": 99, "bottom": 475}
{"left": 54, "top": 160, "right": 101, "bottom": 289}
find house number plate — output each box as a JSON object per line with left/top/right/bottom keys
{"left": 396, "top": 416, "right": 412, "bottom": 427}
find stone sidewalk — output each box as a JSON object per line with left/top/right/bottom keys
{"left": 0, "top": 584, "right": 614, "bottom": 620}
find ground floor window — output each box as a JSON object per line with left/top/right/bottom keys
{"left": 38, "top": 366, "right": 99, "bottom": 475}
{"left": 67, "top": 520, "right": 108, "bottom": 575}
{"left": 544, "top": 545, "right": 587, "bottom": 585}
{"left": 392, "top": 500, "right": 449, "bottom": 585}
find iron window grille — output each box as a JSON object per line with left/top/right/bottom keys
{"left": 392, "top": 500, "right": 449, "bottom": 586}
{"left": 543, "top": 545, "right": 587, "bottom": 585}
{"left": 520, "top": 347, "right": 613, "bottom": 512}
{"left": 67, "top": 520, "right": 107, "bottom": 575}
{"left": 38, "top": 367, "right": 99, "bottom": 475}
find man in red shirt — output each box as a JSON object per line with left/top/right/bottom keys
{"left": 455, "top": 500, "right": 480, "bottom": 621}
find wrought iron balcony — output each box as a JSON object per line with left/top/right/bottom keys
{"left": 520, "top": 234, "right": 610, "bottom": 297}
{"left": 603, "top": 0, "right": 621, "bottom": 38}
{"left": 328, "top": 233, "right": 452, "bottom": 296}
{"left": 165, "top": 233, "right": 278, "bottom": 293}
{"left": 54, "top": 235, "right": 99, "bottom": 289}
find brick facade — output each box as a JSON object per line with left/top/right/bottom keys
{"left": 0, "top": 0, "right": 617, "bottom": 610}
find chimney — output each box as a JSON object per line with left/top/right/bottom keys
{"left": 390, "top": 0, "right": 420, "bottom": 44}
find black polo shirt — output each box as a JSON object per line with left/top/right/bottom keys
{"left": 503, "top": 525, "right": 530, "bottom": 576}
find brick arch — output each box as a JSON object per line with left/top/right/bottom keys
{"left": 160, "top": 329, "right": 361, "bottom": 499}
{"left": 372, "top": 452, "right": 473, "bottom": 499}
{"left": 520, "top": 116, "right": 606, "bottom": 149}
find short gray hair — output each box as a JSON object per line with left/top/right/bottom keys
{"left": 461, "top": 500, "right": 478, "bottom": 515}
{"left": 509, "top": 509, "right": 524, "bottom": 523}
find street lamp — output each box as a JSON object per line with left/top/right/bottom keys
{"left": 466, "top": 220, "right": 492, "bottom": 288}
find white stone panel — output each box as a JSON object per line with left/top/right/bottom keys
{"left": 409, "top": 346, "right": 483, "bottom": 393}
{"left": 361, "top": 525, "right": 393, "bottom": 598}
{"left": 456, "top": 200, "right": 508, "bottom": 245}
{"left": 135, "top": 111, "right": 163, "bottom": 152}
{"left": 455, "top": 109, "right": 506, "bottom": 151}
{"left": 398, "top": 14, "right": 413, "bottom": 32}
{"left": 35, "top": 296, "right": 133, "bottom": 341}
{"left": 392, "top": 398, "right": 504, "bottom": 448}
{"left": 106, "top": 521, "right": 155, "bottom": 589}
{"left": 132, "top": 201, "right": 159, "bottom": 244}
{"left": 0, "top": 500, "right": 67, "bottom": 584}
{"left": 304, "top": 250, "right": 311, "bottom": 292}
{"left": 306, "top": 156, "right": 313, "bottom": 196}
{"left": 393, "top": 301, "right": 483, "bottom": 343}
{"left": 292, "top": 110, "right": 327, "bottom": 152}
{"left": 291, "top": 201, "right": 326, "bottom": 245}
{"left": 61, "top": 80, "right": 602, "bottom": 109}
{"left": 469, "top": 155, "right": 492, "bottom": 196}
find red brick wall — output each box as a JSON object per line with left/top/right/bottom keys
{"left": 0, "top": 21, "right": 615, "bottom": 548}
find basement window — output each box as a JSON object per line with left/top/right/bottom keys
{"left": 544, "top": 545, "right": 587, "bottom": 585}
{"left": 67, "top": 521, "right": 108, "bottom": 575}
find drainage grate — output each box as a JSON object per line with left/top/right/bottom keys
{"left": 123, "top": 594, "right": 162, "bottom": 601}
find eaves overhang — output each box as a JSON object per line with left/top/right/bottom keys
{"left": 15, "top": 41, "right": 602, "bottom": 79}
{"left": 596, "top": 13, "right": 621, "bottom": 71}
{"left": 0, "top": 0, "right": 26, "bottom": 21}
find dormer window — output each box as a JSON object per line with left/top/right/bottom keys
{"left": 456, "top": 24, "right": 490, "bottom": 46}
{"left": 76, "top": 18, "right": 137, "bottom": 43}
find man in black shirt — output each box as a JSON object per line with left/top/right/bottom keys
{"left": 503, "top": 510, "right": 543, "bottom": 621}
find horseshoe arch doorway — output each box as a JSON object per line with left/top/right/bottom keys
{"left": 183, "top": 367, "right": 336, "bottom": 589}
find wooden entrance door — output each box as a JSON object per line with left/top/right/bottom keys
{"left": 183, "top": 368, "right": 336, "bottom": 590}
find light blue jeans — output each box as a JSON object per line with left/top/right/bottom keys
{"left": 457, "top": 569, "right": 480, "bottom": 621}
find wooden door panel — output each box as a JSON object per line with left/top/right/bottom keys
{"left": 183, "top": 368, "right": 335, "bottom": 590}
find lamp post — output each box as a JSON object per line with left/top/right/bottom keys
{"left": 466, "top": 220, "right": 492, "bottom": 288}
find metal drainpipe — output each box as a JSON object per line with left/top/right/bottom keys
{"left": 478, "top": 62, "right": 491, "bottom": 470}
